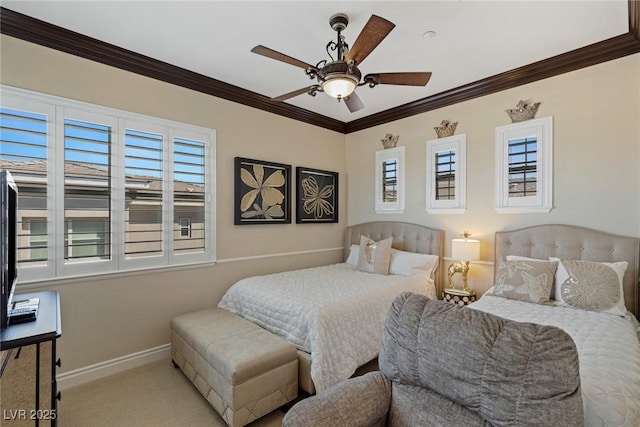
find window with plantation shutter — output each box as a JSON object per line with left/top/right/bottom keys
{"left": 382, "top": 160, "right": 398, "bottom": 202}
{"left": 426, "top": 134, "right": 466, "bottom": 213}
{"left": 0, "top": 86, "right": 215, "bottom": 282}
{"left": 507, "top": 137, "right": 537, "bottom": 198}
{"left": 435, "top": 150, "right": 455, "bottom": 200}
{"left": 375, "top": 146, "right": 405, "bottom": 213}
{"left": 495, "top": 116, "right": 552, "bottom": 213}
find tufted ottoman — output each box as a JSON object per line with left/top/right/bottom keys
{"left": 171, "top": 308, "right": 298, "bottom": 427}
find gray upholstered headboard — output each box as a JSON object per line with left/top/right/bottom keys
{"left": 495, "top": 224, "right": 640, "bottom": 317}
{"left": 344, "top": 221, "right": 445, "bottom": 292}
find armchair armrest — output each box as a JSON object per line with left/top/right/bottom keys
{"left": 283, "top": 371, "right": 392, "bottom": 427}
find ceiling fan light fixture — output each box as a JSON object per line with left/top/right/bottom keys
{"left": 321, "top": 74, "right": 358, "bottom": 99}
{"left": 317, "top": 60, "right": 361, "bottom": 99}
{"left": 253, "top": 13, "right": 431, "bottom": 112}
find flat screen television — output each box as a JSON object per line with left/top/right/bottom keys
{"left": 1, "top": 169, "right": 18, "bottom": 329}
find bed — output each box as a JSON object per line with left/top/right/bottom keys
{"left": 470, "top": 224, "right": 640, "bottom": 426}
{"left": 218, "top": 221, "right": 444, "bottom": 394}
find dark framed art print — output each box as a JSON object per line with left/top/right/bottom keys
{"left": 234, "top": 157, "right": 291, "bottom": 225}
{"left": 296, "top": 167, "right": 339, "bottom": 224}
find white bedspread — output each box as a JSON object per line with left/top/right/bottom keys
{"left": 218, "top": 263, "right": 435, "bottom": 392}
{"left": 470, "top": 294, "right": 640, "bottom": 427}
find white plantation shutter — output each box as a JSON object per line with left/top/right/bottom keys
{"left": 0, "top": 86, "right": 215, "bottom": 282}
{"left": 0, "top": 106, "right": 51, "bottom": 275}
{"left": 173, "top": 136, "right": 206, "bottom": 256}
{"left": 124, "top": 128, "right": 164, "bottom": 260}
{"left": 63, "top": 118, "right": 112, "bottom": 263}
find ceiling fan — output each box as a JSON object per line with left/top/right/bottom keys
{"left": 251, "top": 13, "right": 432, "bottom": 113}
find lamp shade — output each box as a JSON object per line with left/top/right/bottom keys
{"left": 321, "top": 75, "right": 357, "bottom": 99}
{"left": 451, "top": 238, "right": 480, "bottom": 261}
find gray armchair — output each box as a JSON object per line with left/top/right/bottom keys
{"left": 283, "top": 292, "right": 583, "bottom": 427}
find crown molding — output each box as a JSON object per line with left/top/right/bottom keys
{"left": 1, "top": 5, "right": 639, "bottom": 135}
{"left": 630, "top": 0, "right": 640, "bottom": 41}
{"left": 344, "top": 32, "right": 640, "bottom": 133}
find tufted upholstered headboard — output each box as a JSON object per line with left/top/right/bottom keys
{"left": 495, "top": 224, "right": 640, "bottom": 318}
{"left": 344, "top": 221, "right": 445, "bottom": 293}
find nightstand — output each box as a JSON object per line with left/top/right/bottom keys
{"left": 443, "top": 288, "right": 476, "bottom": 306}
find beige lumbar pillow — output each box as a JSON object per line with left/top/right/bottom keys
{"left": 493, "top": 259, "right": 558, "bottom": 304}
{"left": 357, "top": 235, "right": 393, "bottom": 275}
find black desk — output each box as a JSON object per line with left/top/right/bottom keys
{"left": 1, "top": 291, "right": 62, "bottom": 426}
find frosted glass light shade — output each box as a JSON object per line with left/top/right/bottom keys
{"left": 322, "top": 76, "right": 357, "bottom": 99}
{"left": 451, "top": 239, "right": 480, "bottom": 261}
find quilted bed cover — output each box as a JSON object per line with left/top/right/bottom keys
{"left": 471, "top": 294, "right": 640, "bottom": 427}
{"left": 217, "top": 263, "right": 435, "bottom": 392}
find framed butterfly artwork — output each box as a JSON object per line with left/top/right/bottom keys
{"left": 234, "top": 157, "right": 291, "bottom": 225}
{"left": 295, "top": 167, "right": 339, "bottom": 224}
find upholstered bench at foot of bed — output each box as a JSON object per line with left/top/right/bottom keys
{"left": 170, "top": 308, "right": 298, "bottom": 427}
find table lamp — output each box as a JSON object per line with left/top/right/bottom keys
{"left": 448, "top": 231, "right": 480, "bottom": 293}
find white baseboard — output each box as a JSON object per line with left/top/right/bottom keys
{"left": 57, "top": 343, "right": 171, "bottom": 390}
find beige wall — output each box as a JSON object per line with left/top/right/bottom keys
{"left": 0, "top": 36, "right": 346, "bottom": 372}
{"left": 345, "top": 53, "right": 640, "bottom": 294}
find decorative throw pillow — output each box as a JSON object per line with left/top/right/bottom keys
{"left": 389, "top": 249, "right": 439, "bottom": 279}
{"left": 554, "top": 260, "right": 628, "bottom": 316}
{"left": 345, "top": 244, "right": 360, "bottom": 266}
{"left": 356, "top": 236, "right": 393, "bottom": 275}
{"left": 493, "top": 260, "right": 558, "bottom": 304}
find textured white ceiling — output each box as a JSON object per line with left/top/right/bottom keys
{"left": 2, "top": 1, "right": 629, "bottom": 122}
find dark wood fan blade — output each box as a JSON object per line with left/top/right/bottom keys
{"left": 345, "top": 15, "right": 395, "bottom": 65}
{"left": 344, "top": 92, "right": 365, "bottom": 113}
{"left": 251, "top": 45, "right": 316, "bottom": 70}
{"left": 365, "top": 72, "right": 432, "bottom": 86}
{"left": 272, "top": 86, "right": 316, "bottom": 102}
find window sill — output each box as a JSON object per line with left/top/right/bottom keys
{"left": 494, "top": 207, "right": 552, "bottom": 214}
{"left": 15, "top": 259, "right": 218, "bottom": 290}
{"left": 426, "top": 208, "right": 466, "bottom": 214}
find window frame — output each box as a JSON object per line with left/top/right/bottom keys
{"left": 426, "top": 133, "right": 467, "bottom": 214}
{"left": 1, "top": 85, "right": 216, "bottom": 283}
{"left": 375, "top": 146, "right": 405, "bottom": 214}
{"left": 179, "top": 217, "right": 191, "bottom": 237}
{"left": 495, "top": 116, "right": 553, "bottom": 213}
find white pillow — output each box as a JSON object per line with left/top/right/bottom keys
{"left": 389, "top": 249, "right": 439, "bottom": 279}
{"left": 550, "top": 257, "right": 628, "bottom": 316}
{"left": 506, "top": 255, "right": 545, "bottom": 261}
{"left": 356, "top": 236, "right": 393, "bottom": 275}
{"left": 345, "top": 244, "right": 360, "bottom": 266}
